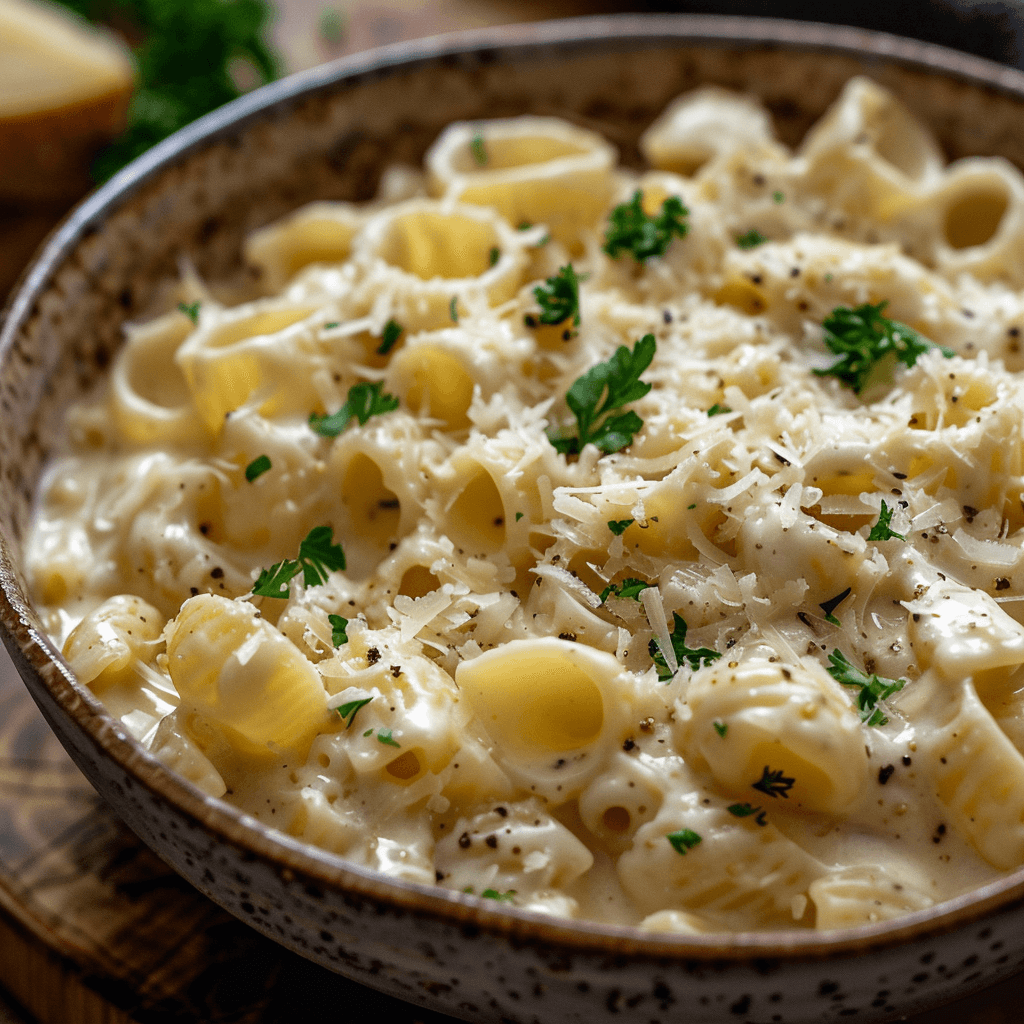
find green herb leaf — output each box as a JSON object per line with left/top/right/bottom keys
{"left": 666, "top": 829, "right": 702, "bottom": 855}
{"left": 603, "top": 191, "right": 689, "bottom": 261}
{"left": 531, "top": 264, "right": 585, "bottom": 327}
{"left": 470, "top": 132, "right": 487, "bottom": 167}
{"left": 773, "top": 190, "right": 785, "bottom": 204}
{"left": 245, "top": 454, "right": 271, "bottom": 481}
{"left": 752, "top": 766, "right": 795, "bottom": 799}
{"left": 449, "top": 296, "right": 459, "bottom": 323}
{"left": 547, "top": 334, "right": 655, "bottom": 455}
{"left": 178, "top": 301, "right": 200, "bottom": 324}
{"left": 599, "top": 578, "right": 651, "bottom": 604}
{"left": 328, "top": 614, "right": 349, "bottom": 646}
{"left": 868, "top": 499, "right": 907, "bottom": 542}
{"left": 707, "top": 403, "right": 732, "bottom": 417}
{"left": 818, "top": 586, "right": 851, "bottom": 626}
{"left": 813, "top": 302, "right": 955, "bottom": 394}
{"left": 376, "top": 319, "right": 402, "bottom": 356}
{"left": 252, "top": 558, "right": 301, "bottom": 599}
{"left": 727, "top": 802, "right": 768, "bottom": 826}
{"left": 713, "top": 720, "right": 728, "bottom": 738}
{"left": 335, "top": 695, "right": 371, "bottom": 728}
{"left": 489, "top": 246, "right": 500, "bottom": 267}
{"left": 607, "top": 519, "right": 634, "bottom": 536}
{"left": 482, "top": 888, "right": 516, "bottom": 902}
{"left": 736, "top": 229, "right": 767, "bottom": 249}
{"left": 515, "top": 512, "right": 524, "bottom": 522}
{"left": 363, "top": 728, "right": 373, "bottom": 737}
{"left": 648, "top": 611, "right": 721, "bottom": 680}
{"left": 309, "top": 381, "right": 399, "bottom": 437}
{"left": 825, "top": 649, "right": 905, "bottom": 726}
{"left": 252, "top": 525, "right": 346, "bottom": 599}
{"left": 377, "top": 728, "right": 401, "bottom": 748}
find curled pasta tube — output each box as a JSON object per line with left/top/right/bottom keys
{"left": 455, "top": 637, "right": 632, "bottom": 803}
{"left": 680, "top": 658, "right": 869, "bottom": 814}
{"left": 425, "top": 116, "right": 616, "bottom": 248}
{"left": 351, "top": 198, "right": 529, "bottom": 331}
{"left": 111, "top": 310, "right": 204, "bottom": 446}
{"left": 641, "top": 87, "right": 776, "bottom": 175}
{"left": 245, "top": 201, "right": 368, "bottom": 291}
{"left": 175, "top": 298, "right": 319, "bottom": 431}
{"left": 164, "top": 594, "right": 327, "bottom": 757}
{"left": 809, "top": 866, "right": 934, "bottom": 930}
{"left": 799, "top": 77, "right": 944, "bottom": 222}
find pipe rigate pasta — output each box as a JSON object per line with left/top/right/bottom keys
{"left": 26, "top": 79, "right": 1024, "bottom": 932}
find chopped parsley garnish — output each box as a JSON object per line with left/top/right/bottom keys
{"left": 599, "top": 578, "right": 651, "bottom": 604}
{"left": 727, "top": 803, "right": 768, "bottom": 826}
{"left": 376, "top": 319, "right": 402, "bottom": 356}
{"left": 309, "top": 381, "right": 398, "bottom": 437}
{"left": 328, "top": 614, "right": 349, "bottom": 646}
{"left": 818, "top": 586, "right": 852, "bottom": 626}
{"left": 814, "top": 301, "right": 954, "bottom": 394}
{"left": 547, "top": 334, "right": 655, "bottom": 456}
{"left": 489, "top": 246, "right": 500, "bottom": 267}
{"left": 603, "top": 191, "right": 689, "bottom": 261}
{"left": 252, "top": 525, "right": 346, "bottom": 598}
{"left": 377, "top": 728, "right": 401, "bottom": 748}
{"left": 713, "top": 720, "right": 728, "bottom": 738}
{"left": 324, "top": 321, "right": 340, "bottom": 329}
{"left": 752, "top": 766, "right": 795, "bottom": 799}
{"left": 648, "top": 611, "right": 722, "bottom": 680}
{"left": 868, "top": 499, "right": 906, "bottom": 542}
{"left": 517, "top": 221, "right": 532, "bottom": 230}
{"left": 363, "top": 728, "right": 373, "bottom": 737}
{"left": 482, "top": 888, "right": 516, "bottom": 902}
{"left": 607, "top": 518, "right": 634, "bottom": 536}
{"left": 515, "top": 512, "right": 524, "bottom": 522}
{"left": 470, "top": 132, "right": 487, "bottom": 167}
{"left": 531, "top": 264, "right": 585, "bottom": 327}
{"left": 707, "top": 403, "right": 732, "bottom": 416}
{"left": 773, "top": 190, "right": 785, "bottom": 204}
{"left": 245, "top": 454, "right": 271, "bottom": 481}
{"left": 449, "top": 296, "right": 459, "bottom": 323}
{"left": 178, "top": 301, "right": 200, "bottom": 324}
{"left": 826, "top": 649, "right": 905, "bottom": 727}
{"left": 335, "top": 695, "right": 371, "bottom": 728}
{"left": 736, "top": 229, "right": 767, "bottom": 249}
{"left": 666, "top": 829, "right": 702, "bottom": 855}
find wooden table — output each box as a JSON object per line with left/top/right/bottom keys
{"left": 3, "top": 1, "right": 1024, "bottom": 1020}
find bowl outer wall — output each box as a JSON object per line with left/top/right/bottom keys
{"left": 4, "top": 13, "right": 1024, "bottom": 1023}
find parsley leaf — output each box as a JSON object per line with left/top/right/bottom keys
{"left": 603, "top": 191, "right": 689, "bottom": 261}
{"left": 713, "top": 720, "right": 728, "bottom": 738}
{"left": 818, "top": 586, "right": 851, "bottom": 626}
{"left": 449, "top": 296, "right": 459, "bottom": 323}
{"left": 707, "top": 403, "right": 731, "bottom": 416}
{"left": 377, "top": 728, "right": 401, "bottom": 748}
{"left": 607, "top": 518, "right": 634, "bottom": 536}
{"left": 814, "top": 302, "right": 955, "bottom": 394}
{"left": 335, "top": 696, "right": 372, "bottom": 728}
{"left": 666, "top": 829, "right": 702, "bottom": 855}
{"left": 736, "top": 229, "right": 767, "bottom": 249}
{"left": 825, "top": 649, "right": 905, "bottom": 726}
{"left": 470, "top": 132, "right": 487, "bottom": 167}
{"left": 376, "top": 319, "right": 402, "bottom": 356}
{"left": 773, "top": 190, "right": 785, "bottom": 204}
{"left": 868, "top": 499, "right": 906, "bottom": 542}
{"left": 531, "top": 264, "right": 584, "bottom": 327}
{"left": 489, "top": 246, "right": 500, "bottom": 267}
{"left": 752, "top": 766, "right": 795, "bottom": 799}
{"left": 178, "top": 301, "right": 200, "bottom": 324}
{"left": 599, "top": 578, "right": 651, "bottom": 604}
{"left": 328, "top": 614, "right": 349, "bottom": 646}
{"left": 648, "top": 611, "right": 721, "bottom": 680}
{"left": 547, "top": 334, "right": 655, "bottom": 455}
{"left": 727, "top": 802, "right": 768, "bottom": 826}
{"left": 482, "top": 888, "right": 516, "bottom": 902}
{"left": 245, "top": 454, "right": 271, "bottom": 481}
{"left": 309, "top": 381, "right": 398, "bottom": 437}
{"left": 252, "top": 525, "right": 346, "bottom": 599}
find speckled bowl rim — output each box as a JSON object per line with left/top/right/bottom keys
{"left": 6, "top": 11, "right": 1024, "bottom": 966}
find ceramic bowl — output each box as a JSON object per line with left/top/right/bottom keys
{"left": 5, "top": 15, "right": 1024, "bottom": 1024}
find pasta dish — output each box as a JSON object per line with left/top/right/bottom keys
{"left": 25, "top": 78, "right": 1024, "bottom": 933}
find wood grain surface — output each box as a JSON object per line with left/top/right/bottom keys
{"left": 4, "top": 2, "right": 1024, "bottom": 1020}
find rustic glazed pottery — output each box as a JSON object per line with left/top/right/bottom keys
{"left": 4, "top": 16, "right": 1024, "bottom": 1024}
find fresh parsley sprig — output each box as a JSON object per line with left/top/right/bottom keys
{"left": 826, "top": 649, "right": 905, "bottom": 727}
{"left": 648, "top": 611, "right": 721, "bottom": 680}
{"left": 607, "top": 519, "right": 634, "bottom": 536}
{"left": 335, "top": 696, "right": 372, "bottom": 728}
{"left": 752, "top": 766, "right": 795, "bottom": 799}
{"left": 666, "top": 828, "right": 702, "bottom": 855}
{"left": 728, "top": 802, "right": 768, "bottom": 826}
{"left": 814, "top": 301, "right": 954, "bottom": 394}
{"left": 603, "top": 191, "right": 689, "bottom": 261}
{"left": 547, "top": 334, "right": 655, "bottom": 456}
{"left": 252, "top": 525, "right": 346, "bottom": 598}
{"left": 178, "top": 301, "right": 200, "bottom": 324}
{"left": 376, "top": 320, "right": 402, "bottom": 356}
{"left": 309, "top": 382, "right": 398, "bottom": 437}
{"left": 482, "top": 888, "right": 516, "bottom": 903}
{"left": 245, "top": 454, "right": 271, "bottom": 481}
{"left": 736, "top": 229, "right": 767, "bottom": 249}
{"left": 868, "top": 499, "right": 906, "bottom": 542}
{"left": 328, "top": 614, "right": 349, "bottom": 646}
{"left": 531, "top": 264, "right": 585, "bottom": 327}
{"left": 599, "top": 578, "right": 651, "bottom": 604}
